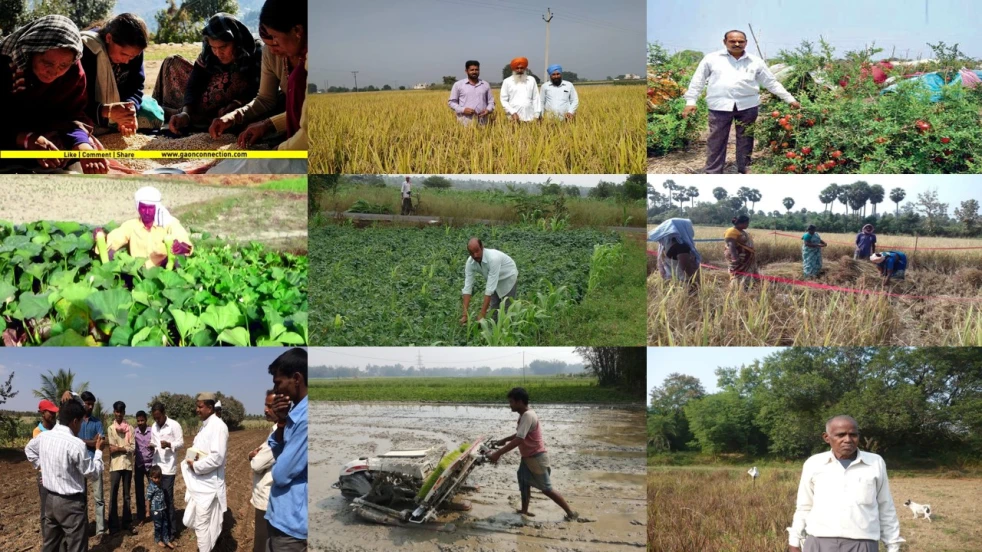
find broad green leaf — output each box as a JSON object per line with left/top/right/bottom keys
{"left": 54, "top": 221, "right": 83, "bottom": 234}
{"left": 19, "top": 292, "right": 52, "bottom": 320}
{"left": 0, "top": 282, "right": 16, "bottom": 304}
{"left": 132, "top": 291, "right": 151, "bottom": 306}
{"left": 60, "top": 283, "right": 95, "bottom": 312}
{"left": 130, "top": 326, "right": 153, "bottom": 346}
{"left": 200, "top": 303, "right": 245, "bottom": 333}
{"left": 191, "top": 330, "right": 216, "bottom": 347}
{"left": 217, "top": 327, "right": 251, "bottom": 347}
{"left": 276, "top": 331, "right": 305, "bottom": 345}
{"left": 156, "top": 270, "right": 187, "bottom": 289}
{"left": 289, "top": 312, "right": 309, "bottom": 344}
{"left": 134, "top": 327, "right": 167, "bottom": 347}
{"left": 41, "top": 330, "right": 90, "bottom": 347}
{"left": 256, "top": 339, "right": 282, "bottom": 347}
{"left": 170, "top": 309, "right": 202, "bottom": 339}
{"left": 162, "top": 288, "right": 194, "bottom": 309}
{"left": 86, "top": 289, "right": 134, "bottom": 326}
{"left": 109, "top": 326, "right": 133, "bottom": 347}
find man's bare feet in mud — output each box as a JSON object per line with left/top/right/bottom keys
{"left": 516, "top": 510, "right": 536, "bottom": 517}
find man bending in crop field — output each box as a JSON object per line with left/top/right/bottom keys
{"left": 460, "top": 238, "right": 519, "bottom": 325}
{"left": 94, "top": 186, "right": 193, "bottom": 269}
{"left": 487, "top": 387, "right": 578, "bottom": 521}
{"left": 787, "top": 415, "right": 904, "bottom": 552}
{"left": 683, "top": 30, "right": 800, "bottom": 174}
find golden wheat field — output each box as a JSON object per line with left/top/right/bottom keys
{"left": 647, "top": 225, "right": 982, "bottom": 346}
{"left": 309, "top": 85, "right": 645, "bottom": 173}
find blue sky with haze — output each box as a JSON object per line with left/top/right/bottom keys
{"left": 647, "top": 347, "right": 784, "bottom": 404}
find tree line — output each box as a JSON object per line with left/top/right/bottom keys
{"left": 311, "top": 360, "right": 586, "bottom": 379}
{"left": 648, "top": 348, "right": 982, "bottom": 464}
{"left": 648, "top": 181, "right": 982, "bottom": 237}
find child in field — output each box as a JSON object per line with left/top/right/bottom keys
{"left": 147, "top": 465, "right": 175, "bottom": 549}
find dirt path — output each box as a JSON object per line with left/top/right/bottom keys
{"left": 0, "top": 428, "right": 271, "bottom": 552}
{"left": 310, "top": 403, "right": 647, "bottom": 552}
{"left": 647, "top": 127, "right": 767, "bottom": 174}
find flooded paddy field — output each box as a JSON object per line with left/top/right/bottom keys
{"left": 309, "top": 403, "right": 647, "bottom": 551}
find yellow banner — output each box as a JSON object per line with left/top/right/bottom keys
{"left": 0, "top": 150, "right": 307, "bottom": 159}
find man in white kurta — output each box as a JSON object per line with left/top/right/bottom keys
{"left": 500, "top": 57, "right": 541, "bottom": 122}
{"left": 182, "top": 393, "right": 229, "bottom": 552}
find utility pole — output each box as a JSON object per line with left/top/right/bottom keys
{"left": 417, "top": 349, "right": 424, "bottom": 376}
{"left": 542, "top": 8, "right": 553, "bottom": 82}
{"left": 522, "top": 350, "right": 526, "bottom": 385}
{"left": 351, "top": 71, "right": 359, "bottom": 91}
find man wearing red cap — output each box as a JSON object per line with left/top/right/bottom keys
{"left": 33, "top": 400, "right": 59, "bottom": 538}
{"left": 501, "top": 56, "right": 541, "bottom": 122}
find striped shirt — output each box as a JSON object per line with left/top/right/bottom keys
{"left": 25, "top": 424, "right": 104, "bottom": 495}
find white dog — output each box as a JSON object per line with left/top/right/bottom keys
{"left": 904, "top": 499, "right": 932, "bottom": 522}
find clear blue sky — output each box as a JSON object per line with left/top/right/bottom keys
{"left": 0, "top": 349, "right": 292, "bottom": 415}
{"left": 647, "top": 175, "right": 982, "bottom": 214}
{"left": 649, "top": 0, "right": 982, "bottom": 59}
{"left": 647, "top": 347, "right": 783, "bottom": 405}
{"left": 313, "top": 0, "right": 645, "bottom": 88}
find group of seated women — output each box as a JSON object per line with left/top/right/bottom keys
{"left": 0, "top": 0, "right": 307, "bottom": 174}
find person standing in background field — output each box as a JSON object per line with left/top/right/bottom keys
{"left": 724, "top": 214, "right": 758, "bottom": 286}
{"left": 25, "top": 400, "right": 105, "bottom": 552}
{"left": 32, "top": 400, "right": 59, "bottom": 539}
{"left": 266, "top": 348, "right": 309, "bottom": 552}
{"left": 801, "top": 224, "right": 828, "bottom": 278}
{"left": 401, "top": 177, "right": 413, "bottom": 216}
{"left": 540, "top": 64, "right": 578, "bottom": 121}
{"left": 788, "top": 415, "right": 904, "bottom": 552}
{"left": 250, "top": 390, "right": 279, "bottom": 552}
{"left": 133, "top": 410, "right": 153, "bottom": 528}
{"left": 150, "top": 402, "right": 184, "bottom": 539}
{"left": 500, "top": 57, "right": 541, "bottom": 122}
{"left": 107, "top": 401, "right": 138, "bottom": 536}
{"left": 448, "top": 60, "right": 494, "bottom": 125}
{"left": 855, "top": 224, "right": 877, "bottom": 260}
{"left": 682, "top": 30, "right": 800, "bottom": 174}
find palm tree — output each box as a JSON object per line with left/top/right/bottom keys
{"left": 783, "top": 197, "right": 795, "bottom": 213}
{"left": 837, "top": 185, "right": 850, "bottom": 215}
{"left": 890, "top": 187, "right": 906, "bottom": 216}
{"left": 746, "top": 189, "right": 763, "bottom": 213}
{"left": 712, "top": 187, "right": 728, "bottom": 201}
{"left": 819, "top": 183, "right": 840, "bottom": 214}
{"left": 687, "top": 186, "right": 699, "bottom": 209}
{"left": 869, "top": 184, "right": 885, "bottom": 217}
{"left": 851, "top": 181, "right": 871, "bottom": 218}
{"left": 736, "top": 186, "right": 752, "bottom": 210}
{"left": 34, "top": 369, "right": 89, "bottom": 403}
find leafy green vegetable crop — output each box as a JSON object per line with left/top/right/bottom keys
{"left": 310, "top": 224, "right": 621, "bottom": 345}
{"left": 0, "top": 220, "right": 308, "bottom": 347}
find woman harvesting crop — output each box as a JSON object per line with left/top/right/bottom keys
{"left": 724, "top": 214, "right": 758, "bottom": 286}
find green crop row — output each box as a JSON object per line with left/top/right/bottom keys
{"left": 0, "top": 220, "right": 308, "bottom": 346}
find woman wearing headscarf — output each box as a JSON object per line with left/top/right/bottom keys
{"left": 724, "top": 214, "right": 757, "bottom": 285}
{"left": 96, "top": 186, "right": 193, "bottom": 269}
{"left": 801, "top": 224, "right": 828, "bottom": 278}
{"left": 855, "top": 224, "right": 877, "bottom": 260}
{"left": 209, "top": 0, "right": 307, "bottom": 151}
{"left": 871, "top": 252, "right": 907, "bottom": 285}
{"left": 153, "top": 13, "right": 263, "bottom": 135}
{"left": 649, "top": 218, "right": 701, "bottom": 285}
{"left": 0, "top": 15, "right": 108, "bottom": 174}
{"left": 81, "top": 13, "right": 163, "bottom": 135}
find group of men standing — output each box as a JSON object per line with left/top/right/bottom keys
{"left": 448, "top": 57, "right": 579, "bottom": 125}
{"left": 23, "top": 347, "right": 309, "bottom": 552}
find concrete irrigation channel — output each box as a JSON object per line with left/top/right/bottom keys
{"left": 309, "top": 403, "right": 647, "bottom": 551}
{"left": 324, "top": 212, "right": 646, "bottom": 234}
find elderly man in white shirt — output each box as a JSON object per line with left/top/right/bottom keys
{"left": 461, "top": 237, "right": 519, "bottom": 325}
{"left": 401, "top": 177, "right": 413, "bottom": 216}
{"left": 182, "top": 392, "right": 229, "bottom": 552}
{"left": 540, "top": 64, "right": 579, "bottom": 121}
{"left": 788, "top": 415, "right": 905, "bottom": 552}
{"left": 683, "top": 30, "right": 800, "bottom": 174}
{"left": 25, "top": 400, "right": 104, "bottom": 552}
{"left": 501, "top": 57, "right": 541, "bottom": 122}
{"left": 150, "top": 402, "right": 184, "bottom": 537}
{"left": 249, "top": 390, "right": 278, "bottom": 552}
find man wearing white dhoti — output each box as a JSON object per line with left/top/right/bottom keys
{"left": 500, "top": 57, "right": 541, "bottom": 122}
{"left": 181, "top": 392, "right": 229, "bottom": 552}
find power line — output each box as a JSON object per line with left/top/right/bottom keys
{"left": 429, "top": 0, "right": 641, "bottom": 33}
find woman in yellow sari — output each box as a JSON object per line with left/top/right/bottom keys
{"left": 724, "top": 214, "right": 757, "bottom": 286}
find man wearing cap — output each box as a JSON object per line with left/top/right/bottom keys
{"left": 540, "top": 64, "right": 578, "bottom": 121}
{"left": 96, "top": 186, "right": 194, "bottom": 270}
{"left": 501, "top": 57, "right": 541, "bottom": 122}
{"left": 215, "top": 400, "right": 223, "bottom": 419}
{"left": 182, "top": 392, "right": 229, "bottom": 552}
{"left": 32, "top": 400, "right": 59, "bottom": 537}
{"left": 448, "top": 59, "right": 494, "bottom": 125}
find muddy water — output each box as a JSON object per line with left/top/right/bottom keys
{"left": 310, "top": 403, "right": 647, "bottom": 551}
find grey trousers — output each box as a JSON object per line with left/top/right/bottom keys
{"left": 706, "top": 105, "right": 759, "bottom": 174}
{"left": 254, "top": 508, "right": 269, "bottom": 552}
{"left": 489, "top": 282, "right": 518, "bottom": 322}
{"left": 86, "top": 471, "right": 105, "bottom": 535}
{"left": 266, "top": 521, "right": 307, "bottom": 552}
{"left": 804, "top": 536, "right": 879, "bottom": 552}
{"left": 38, "top": 475, "right": 48, "bottom": 535}
{"left": 42, "top": 491, "right": 87, "bottom": 552}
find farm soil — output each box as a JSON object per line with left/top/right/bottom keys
{"left": 310, "top": 403, "right": 646, "bottom": 551}
{"left": 0, "top": 178, "right": 307, "bottom": 250}
{"left": 648, "top": 126, "right": 766, "bottom": 174}
{"left": 0, "top": 428, "right": 271, "bottom": 552}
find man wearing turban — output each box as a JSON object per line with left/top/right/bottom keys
{"left": 95, "top": 186, "right": 194, "bottom": 269}
{"left": 540, "top": 64, "right": 578, "bottom": 121}
{"left": 500, "top": 57, "right": 541, "bottom": 122}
